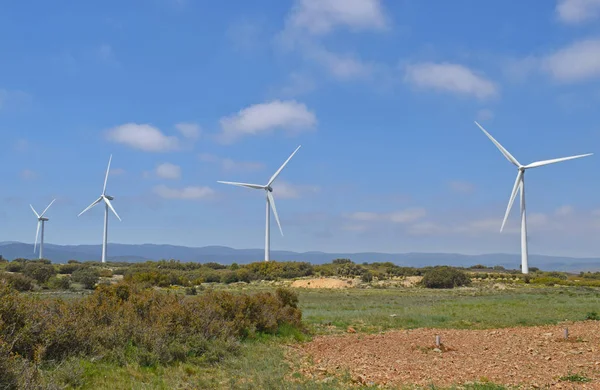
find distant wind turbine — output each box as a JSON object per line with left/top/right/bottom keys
{"left": 475, "top": 121, "right": 592, "bottom": 274}
{"left": 30, "top": 199, "right": 56, "bottom": 260}
{"left": 78, "top": 155, "right": 121, "bottom": 263}
{"left": 218, "top": 145, "right": 301, "bottom": 262}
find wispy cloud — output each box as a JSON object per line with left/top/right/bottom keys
{"left": 476, "top": 109, "right": 494, "bottom": 122}
{"left": 175, "top": 122, "right": 201, "bottom": 140}
{"left": 274, "top": 181, "right": 320, "bottom": 199}
{"left": 0, "top": 89, "right": 33, "bottom": 111}
{"left": 345, "top": 208, "right": 427, "bottom": 224}
{"left": 199, "top": 154, "right": 265, "bottom": 173}
{"left": 542, "top": 38, "right": 600, "bottom": 83}
{"left": 284, "top": 0, "right": 388, "bottom": 36}
{"left": 448, "top": 180, "right": 476, "bottom": 194}
{"left": 153, "top": 185, "right": 215, "bottom": 200}
{"left": 20, "top": 169, "right": 37, "bottom": 181}
{"left": 556, "top": 0, "right": 600, "bottom": 24}
{"left": 404, "top": 62, "right": 498, "bottom": 100}
{"left": 155, "top": 163, "right": 182, "bottom": 180}
{"left": 106, "top": 123, "right": 180, "bottom": 152}
{"left": 218, "top": 100, "right": 316, "bottom": 143}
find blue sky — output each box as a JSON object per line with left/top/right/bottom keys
{"left": 1, "top": 0, "right": 600, "bottom": 257}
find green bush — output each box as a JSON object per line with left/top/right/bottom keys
{"left": 0, "top": 272, "right": 35, "bottom": 291}
{"left": 58, "top": 264, "right": 81, "bottom": 274}
{"left": 71, "top": 268, "right": 100, "bottom": 289}
{"left": 47, "top": 275, "right": 71, "bottom": 290}
{"left": 0, "top": 281, "right": 304, "bottom": 377}
{"left": 361, "top": 271, "right": 374, "bottom": 283}
{"left": 421, "top": 267, "right": 471, "bottom": 289}
{"left": 6, "top": 262, "right": 23, "bottom": 273}
{"left": 22, "top": 262, "right": 56, "bottom": 284}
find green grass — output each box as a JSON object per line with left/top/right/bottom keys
{"left": 297, "top": 285, "right": 600, "bottom": 333}
{"left": 559, "top": 372, "right": 592, "bottom": 383}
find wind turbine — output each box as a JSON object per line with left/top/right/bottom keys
{"left": 475, "top": 121, "right": 592, "bottom": 274}
{"left": 30, "top": 199, "right": 56, "bottom": 260}
{"left": 78, "top": 155, "right": 121, "bottom": 263}
{"left": 217, "top": 145, "right": 301, "bottom": 262}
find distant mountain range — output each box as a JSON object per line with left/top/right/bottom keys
{"left": 0, "top": 241, "right": 599, "bottom": 272}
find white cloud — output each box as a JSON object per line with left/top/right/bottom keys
{"left": 476, "top": 109, "right": 494, "bottom": 122}
{"left": 346, "top": 208, "right": 427, "bottom": 224}
{"left": 556, "top": 0, "right": 600, "bottom": 24}
{"left": 0, "top": 89, "right": 32, "bottom": 111}
{"left": 542, "top": 38, "right": 600, "bottom": 82}
{"left": 278, "top": 72, "right": 317, "bottom": 97}
{"left": 153, "top": 185, "right": 214, "bottom": 200}
{"left": 110, "top": 168, "right": 126, "bottom": 176}
{"left": 156, "top": 163, "right": 181, "bottom": 180}
{"left": 555, "top": 205, "right": 574, "bottom": 216}
{"left": 404, "top": 62, "right": 498, "bottom": 99}
{"left": 97, "top": 44, "right": 118, "bottom": 66}
{"left": 106, "top": 123, "right": 179, "bottom": 152}
{"left": 20, "top": 169, "right": 37, "bottom": 181}
{"left": 286, "top": 0, "right": 387, "bottom": 35}
{"left": 199, "top": 153, "right": 265, "bottom": 173}
{"left": 227, "top": 20, "right": 263, "bottom": 52}
{"left": 218, "top": 100, "right": 317, "bottom": 143}
{"left": 305, "top": 45, "right": 374, "bottom": 79}
{"left": 274, "top": 181, "right": 320, "bottom": 199}
{"left": 449, "top": 180, "right": 475, "bottom": 194}
{"left": 175, "top": 122, "right": 201, "bottom": 140}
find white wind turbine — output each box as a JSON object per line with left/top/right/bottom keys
{"left": 30, "top": 199, "right": 56, "bottom": 260}
{"left": 475, "top": 121, "right": 592, "bottom": 274}
{"left": 217, "top": 145, "right": 301, "bottom": 262}
{"left": 78, "top": 155, "right": 122, "bottom": 263}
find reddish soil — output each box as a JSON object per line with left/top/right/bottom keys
{"left": 298, "top": 321, "right": 600, "bottom": 388}
{"left": 290, "top": 278, "right": 355, "bottom": 289}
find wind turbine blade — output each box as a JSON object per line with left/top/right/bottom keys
{"left": 474, "top": 122, "right": 521, "bottom": 167}
{"left": 103, "top": 154, "right": 112, "bottom": 195}
{"left": 103, "top": 197, "right": 122, "bottom": 221}
{"left": 30, "top": 205, "right": 40, "bottom": 219}
{"left": 267, "top": 192, "right": 283, "bottom": 236}
{"left": 501, "top": 170, "right": 523, "bottom": 232}
{"left": 523, "top": 153, "right": 593, "bottom": 169}
{"left": 78, "top": 196, "right": 103, "bottom": 217}
{"left": 40, "top": 199, "right": 56, "bottom": 218}
{"left": 267, "top": 145, "right": 301, "bottom": 186}
{"left": 34, "top": 221, "right": 40, "bottom": 253}
{"left": 217, "top": 181, "right": 265, "bottom": 190}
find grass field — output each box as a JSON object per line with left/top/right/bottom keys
{"left": 23, "top": 283, "right": 597, "bottom": 389}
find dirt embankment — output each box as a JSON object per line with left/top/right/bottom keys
{"left": 298, "top": 321, "right": 600, "bottom": 388}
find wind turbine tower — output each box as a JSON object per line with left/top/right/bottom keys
{"left": 475, "top": 121, "right": 592, "bottom": 274}
{"left": 218, "top": 145, "right": 301, "bottom": 262}
{"left": 78, "top": 155, "right": 122, "bottom": 263}
{"left": 30, "top": 199, "right": 56, "bottom": 260}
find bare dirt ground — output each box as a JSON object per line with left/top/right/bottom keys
{"left": 290, "top": 278, "right": 355, "bottom": 289}
{"left": 298, "top": 321, "right": 600, "bottom": 388}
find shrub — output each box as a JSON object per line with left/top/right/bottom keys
{"left": 6, "top": 262, "right": 23, "bottom": 273}
{"left": 71, "top": 268, "right": 100, "bottom": 289}
{"left": 22, "top": 262, "right": 56, "bottom": 284}
{"left": 361, "top": 271, "right": 374, "bottom": 283}
{"left": 585, "top": 311, "right": 599, "bottom": 321}
{"left": 58, "top": 264, "right": 81, "bottom": 274}
{"left": 332, "top": 258, "right": 353, "bottom": 264}
{"left": 421, "top": 267, "right": 471, "bottom": 289}
{"left": 47, "top": 275, "right": 71, "bottom": 290}
{"left": 0, "top": 281, "right": 304, "bottom": 371}
{"left": 0, "top": 272, "right": 35, "bottom": 291}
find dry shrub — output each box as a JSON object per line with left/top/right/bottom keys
{"left": 0, "top": 279, "right": 303, "bottom": 374}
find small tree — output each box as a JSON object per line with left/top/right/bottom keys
{"left": 71, "top": 268, "right": 100, "bottom": 289}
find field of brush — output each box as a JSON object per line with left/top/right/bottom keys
{"left": 1, "top": 258, "right": 600, "bottom": 389}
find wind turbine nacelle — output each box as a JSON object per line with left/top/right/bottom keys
{"left": 39, "top": 217, "right": 49, "bottom": 222}
{"left": 105, "top": 195, "right": 114, "bottom": 200}
{"left": 266, "top": 186, "right": 273, "bottom": 192}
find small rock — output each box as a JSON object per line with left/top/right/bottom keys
{"left": 433, "top": 348, "right": 442, "bottom": 353}
{"left": 390, "top": 314, "right": 397, "bottom": 317}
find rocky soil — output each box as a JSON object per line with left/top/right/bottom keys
{"left": 298, "top": 321, "right": 600, "bottom": 388}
